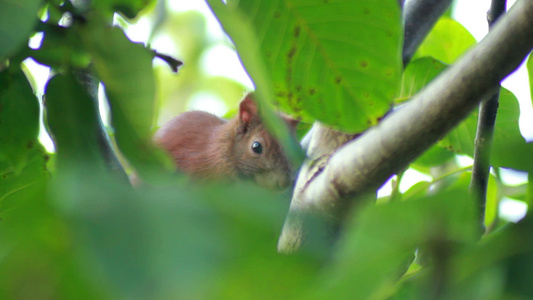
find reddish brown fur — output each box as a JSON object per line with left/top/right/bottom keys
{"left": 154, "top": 95, "right": 295, "bottom": 189}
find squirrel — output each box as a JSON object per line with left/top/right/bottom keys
{"left": 154, "top": 94, "right": 297, "bottom": 189}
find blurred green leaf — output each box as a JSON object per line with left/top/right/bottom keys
{"left": 484, "top": 174, "right": 499, "bottom": 229}
{"left": 224, "top": 0, "right": 402, "bottom": 133}
{"left": 411, "top": 144, "right": 455, "bottom": 170}
{"left": 0, "top": 67, "right": 40, "bottom": 171}
{"left": 401, "top": 180, "right": 431, "bottom": 201}
{"left": 0, "top": 66, "right": 48, "bottom": 204}
{"left": 31, "top": 24, "right": 91, "bottom": 69}
{"left": 80, "top": 22, "right": 174, "bottom": 180}
{"left": 313, "top": 182, "right": 477, "bottom": 299}
{"left": 92, "top": 0, "right": 157, "bottom": 19}
{"left": 0, "top": 0, "right": 41, "bottom": 61}
{"left": 0, "top": 146, "right": 48, "bottom": 204}
{"left": 397, "top": 57, "right": 447, "bottom": 104}
{"left": 413, "top": 17, "right": 476, "bottom": 64}
{"left": 0, "top": 180, "right": 108, "bottom": 299}
{"left": 44, "top": 72, "right": 108, "bottom": 176}
{"left": 53, "top": 177, "right": 318, "bottom": 299}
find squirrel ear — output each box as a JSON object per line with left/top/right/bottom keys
{"left": 285, "top": 117, "right": 299, "bottom": 129}
{"left": 239, "top": 94, "right": 257, "bottom": 125}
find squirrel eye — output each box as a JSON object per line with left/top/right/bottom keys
{"left": 251, "top": 141, "right": 263, "bottom": 154}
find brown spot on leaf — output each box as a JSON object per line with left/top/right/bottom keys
{"left": 274, "top": 12, "right": 281, "bottom": 19}
{"left": 360, "top": 61, "right": 368, "bottom": 68}
{"left": 335, "top": 76, "right": 342, "bottom": 84}
{"left": 309, "top": 88, "right": 316, "bottom": 95}
{"left": 287, "top": 46, "right": 297, "bottom": 59}
{"left": 363, "top": 8, "right": 370, "bottom": 15}
{"left": 294, "top": 25, "right": 301, "bottom": 38}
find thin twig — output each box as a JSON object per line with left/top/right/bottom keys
{"left": 154, "top": 51, "right": 183, "bottom": 73}
{"left": 469, "top": 0, "right": 506, "bottom": 234}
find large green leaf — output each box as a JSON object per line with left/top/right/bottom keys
{"left": 0, "top": 0, "right": 41, "bottom": 61}
{"left": 80, "top": 22, "right": 173, "bottom": 179}
{"left": 413, "top": 17, "right": 476, "bottom": 64}
{"left": 216, "top": 0, "right": 403, "bottom": 133}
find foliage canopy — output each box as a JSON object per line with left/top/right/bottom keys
{"left": 1, "top": 0, "right": 533, "bottom": 299}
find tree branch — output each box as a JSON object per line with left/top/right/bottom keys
{"left": 278, "top": 0, "right": 533, "bottom": 253}
{"left": 469, "top": 0, "right": 507, "bottom": 233}
{"left": 402, "top": 0, "right": 453, "bottom": 65}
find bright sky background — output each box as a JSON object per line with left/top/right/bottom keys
{"left": 24, "top": 0, "right": 530, "bottom": 221}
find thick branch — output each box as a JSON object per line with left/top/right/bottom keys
{"left": 470, "top": 0, "right": 507, "bottom": 232}
{"left": 279, "top": 0, "right": 533, "bottom": 253}
{"left": 402, "top": 0, "right": 453, "bottom": 65}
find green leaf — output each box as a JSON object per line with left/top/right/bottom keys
{"left": 314, "top": 185, "right": 477, "bottom": 299}
{"left": 396, "top": 57, "right": 447, "bottom": 104}
{"left": 0, "top": 0, "right": 41, "bottom": 61}
{"left": 439, "top": 88, "right": 533, "bottom": 171}
{"left": 0, "top": 180, "right": 108, "bottom": 299}
{"left": 0, "top": 146, "right": 48, "bottom": 204}
{"left": 411, "top": 144, "right": 455, "bottom": 170}
{"left": 92, "top": 0, "right": 157, "bottom": 19}
{"left": 484, "top": 174, "right": 498, "bottom": 229}
{"left": 491, "top": 89, "right": 533, "bottom": 171}
{"left": 44, "top": 72, "right": 109, "bottom": 176}
{"left": 401, "top": 180, "right": 431, "bottom": 201}
{"left": 30, "top": 24, "right": 91, "bottom": 69}
{"left": 0, "top": 67, "right": 40, "bottom": 171}
{"left": 80, "top": 22, "right": 173, "bottom": 179}
{"left": 413, "top": 17, "right": 476, "bottom": 64}
{"left": 215, "top": 0, "right": 402, "bottom": 133}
